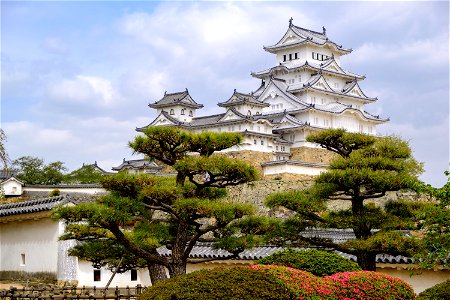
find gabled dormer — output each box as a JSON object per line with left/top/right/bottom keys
{"left": 218, "top": 89, "right": 269, "bottom": 116}
{"left": 148, "top": 89, "right": 203, "bottom": 122}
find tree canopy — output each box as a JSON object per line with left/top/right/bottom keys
{"left": 63, "top": 164, "right": 104, "bottom": 184}
{"left": 55, "top": 127, "right": 263, "bottom": 284}
{"left": 0, "top": 129, "right": 10, "bottom": 168}
{"left": 265, "top": 129, "right": 424, "bottom": 270}
{"left": 13, "top": 156, "right": 67, "bottom": 185}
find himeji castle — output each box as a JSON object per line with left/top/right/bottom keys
{"left": 137, "top": 19, "right": 388, "bottom": 177}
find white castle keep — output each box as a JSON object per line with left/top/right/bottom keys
{"left": 137, "top": 19, "right": 388, "bottom": 177}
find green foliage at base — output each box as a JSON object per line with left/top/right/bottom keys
{"left": 416, "top": 279, "right": 450, "bottom": 300}
{"left": 325, "top": 271, "right": 415, "bottom": 300}
{"left": 140, "top": 265, "right": 415, "bottom": 300}
{"left": 49, "top": 189, "right": 61, "bottom": 197}
{"left": 257, "top": 249, "right": 361, "bottom": 276}
{"left": 139, "top": 267, "right": 295, "bottom": 300}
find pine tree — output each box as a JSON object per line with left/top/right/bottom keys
{"left": 265, "top": 129, "right": 424, "bottom": 270}
{"left": 55, "top": 127, "right": 262, "bottom": 284}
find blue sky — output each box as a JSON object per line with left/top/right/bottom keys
{"left": 1, "top": 1, "right": 449, "bottom": 187}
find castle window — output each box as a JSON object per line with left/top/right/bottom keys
{"left": 257, "top": 126, "right": 261, "bottom": 131}
{"left": 261, "top": 140, "right": 264, "bottom": 145}
{"left": 181, "top": 109, "right": 185, "bottom": 115}
{"left": 189, "top": 110, "right": 193, "bottom": 117}
{"left": 94, "top": 269, "right": 101, "bottom": 282}
{"left": 247, "top": 110, "right": 252, "bottom": 116}
{"left": 289, "top": 53, "right": 292, "bottom": 60}
{"left": 170, "top": 109, "right": 174, "bottom": 115}
{"left": 20, "top": 253, "right": 26, "bottom": 266}
{"left": 254, "top": 140, "right": 257, "bottom": 145}
{"left": 131, "top": 269, "right": 138, "bottom": 281}
{"left": 276, "top": 146, "right": 279, "bottom": 150}
{"left": 294, "top": 53, "right": 298, "bottom": 59}
{"left": 281, "top": 146, "right": 285, "bottom": 151}
{"left": 283, "top": 54, "right": 286, "bottom": 62}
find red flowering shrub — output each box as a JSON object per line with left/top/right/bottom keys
{"left": 249, "top": 265, "right": 335, "bottom": 299}
{"left": 325, "top": 271, "right": 415, "bottom": 300}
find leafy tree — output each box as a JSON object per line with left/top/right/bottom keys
{"left": 55, "top": 127, "right": 262, "bottom": 284}
{"left": 13, "top": 156, "right": 67, "bottom": 184}
{"left": 414, "top": 170, "right": 450, "bottom": 269}
{"left": 64, "top": 164, "right": 103, "bottom": 184}
{"left": 265, "top": 129, "right": 424, "bottom": 270}
{"left": 0, "top": 129, "right": 10, "bottom": 168}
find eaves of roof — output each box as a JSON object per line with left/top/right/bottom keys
{"left": 0, "top": 195, "right": 73, "bottom": 217}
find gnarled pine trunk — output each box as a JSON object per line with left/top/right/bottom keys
{"left": 356, "top": 251, "right": 377, "bottom": 271}
{"left": 148, "top": 263, "right": 168, "bottom": 285}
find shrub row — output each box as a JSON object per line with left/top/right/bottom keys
{"left": 139, "top": 266, "right": 415, "bottom": 300}
{"left": 257, "top": 248, "right": 361, "bottom": 276}
{"left": 416, "top": 279, "right": 450, "bottom": 300}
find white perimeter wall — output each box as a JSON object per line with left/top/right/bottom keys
{"left": 0, "top": 218, "right": 60, "bottom": 273}
{"left": 77, "top": 261, "right": 151, "bottom": 287}
{"left": 263, "top": 163, "right": 326, "bottom": 176}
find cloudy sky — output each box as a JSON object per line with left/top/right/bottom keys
{"left": 2, "top": 1, "right": 449, "bottom": 186}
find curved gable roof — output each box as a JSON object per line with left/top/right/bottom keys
{"left": 149, "top": 90, "right": 203, "bottom": 109}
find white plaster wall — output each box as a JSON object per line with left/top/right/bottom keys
{"left": 24, "top": 186, "right": 106, "bottom": 195}
{"left": 77, "top": 261, "right": 151, "bottom": 287}
{"left": 377, "top": 267, "right": 450, "bottom": 294}
{"left": 0, "top": 218, "right": 59, "bottom": 272}
{"left": 263, "top": 163, "right": 326, "bottom": 176}
{"left": 2, "top": 180, "right": 23, "bottom": 196}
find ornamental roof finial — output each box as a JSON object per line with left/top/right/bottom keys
{"left": 322, "top": 26, "right": 326, "bottom": 35}
{"left": 289, "top": 17, "right": 293, "bottom": 27}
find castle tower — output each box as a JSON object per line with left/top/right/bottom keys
{"left": 139, "top": 20, "right": 388, "bottom": 177}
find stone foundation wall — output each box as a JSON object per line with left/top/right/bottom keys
{"left": 219, "top": 150, "right": 272, "bottom": 176}
{"left": 224, "top": 178, "right": 434, "bottom": 216}
{"left": 290, "top": 147, "right": 336, "bottom": 164}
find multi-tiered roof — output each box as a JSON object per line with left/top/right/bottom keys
{"left": 139, "top": 20, "right": 388, "bottom": 171}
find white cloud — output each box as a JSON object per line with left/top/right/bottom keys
{"left": 42, "top": 37, "right": 68, "bottom": 54}
{"left": 379, "top": 117, "right": 449, "bottom": 187}
{"left": 47, "top": 75, "right": 123, "bottom": 107}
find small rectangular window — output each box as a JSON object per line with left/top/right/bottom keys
{"left": 289, "top": 53, "right": 292, "bottom": 60}
{"left": 131, "top": 269, "right": 138, "bottom": 281}
{"left": 94, "top": 269, "right": 101, "bottom": 282}
{"left": 254, "top": 140, "right": 257, "bottom": 145}
{"left": 294, "top": 53, "right": 298, "bottom": 59}
{"left": 21, "top": 254, "right": 26, "bottom": 266}
{"left": 261, "top": 140, "right": 264, "bottom": 145}
{"left": 283, "top": 55, "right": 286, "bottom": 62}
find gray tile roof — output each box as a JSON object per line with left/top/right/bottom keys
{"left": 0, "top": 170, "right": 17, "bottom": 180}
{"left": 149, "top": 90, "right": 203, "bottom": 109}
{"left": 252, "top": 61, "right": 364, "bottom": 81}
{"left": 112, "top": 158, "right": 162, "bottom": 172}
{"left": 264, "top": 23, "right": 351, "bottom": 54}
{"left": 0, "top": 195, "right": 73, "bottom": 217}
{"left": 156, "top": 233, "right": 415, "bottom": 264}
{"left": 218, "top": 90, "right": 269, "bottom": 108}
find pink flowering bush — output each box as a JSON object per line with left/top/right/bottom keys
{"left": 249, "top": 265, "right": 335, "bottom": 299}
{"left": 249, "top": 265, "right": 415, "bottom": 300}
{"left": 325, "top": 271, "right": 415, "bottom": 300}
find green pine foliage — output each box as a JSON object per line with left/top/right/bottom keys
{"left": 416, "top": 279, "right": 450, "bottom": 300}
{"left": 139, "top": 267, "right": 296, "bottom": 300}
{"left": 264, "top": 129, "right": 425, "bottom": 271}
{"left": 257, "top": 249, "right": 361, "bottom": 276}
{"left": 55, "top": 127, "right": 264, "bottom": 283}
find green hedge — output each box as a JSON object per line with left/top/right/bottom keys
{"left": 139, "top": 267, "right": 296, "bottom": 300}
{"left": 257, "top": 248, "right": 361, "bottom": 276}
{"left": 416, "top": 279, "right": 450, "bottom": 300}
